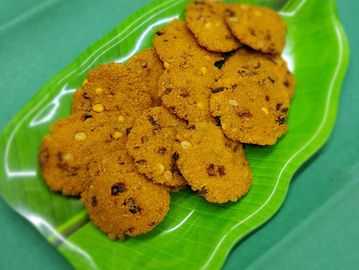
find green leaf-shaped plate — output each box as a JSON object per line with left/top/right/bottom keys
{"left": 0, "top": 0, "right": 349, "bottom": 269}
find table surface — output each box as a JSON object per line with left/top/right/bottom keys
{"left": 0, "top": 0, "right": 358, "bottom": 269}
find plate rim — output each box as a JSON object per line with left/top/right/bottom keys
{"left": 0, "top": 0, "right": 350, "bottom": 269}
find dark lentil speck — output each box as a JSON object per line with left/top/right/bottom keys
{"left": 83, "top": 92, "right": 91, "bottom": 100}
{"left": 82, "top": 114, "right": 92, "bottom": 120}
{"left": 56, "top": 152, "right": 63, "bottom": 162}
{"left": 129, "top": 205, "right": 140, "bottom": 214}
{"left": 157, "top": 147, "right": 167, "bottom": 154}
{"left": 164, "top": 87, "right": 172, "bottom": 94}
{"left": 126, "top": 128, "right": 132, "bottom": 135}
{"left": 198, "top": 186, "right": 208, "bottom": 195}
{"left": 187, "top": 124, "right": 197, "bottom": 130}
{"left": 149, "top": 221, "right": 157, "bottom": 227}
{"left": 276, "top": 116, "right": 286, "bottom": 125}
{"left": 91, "top": 196, "right": 97, "bottom": 207}
{"left": 155, "top": 30, "right": 164, "bottom": 36}
{"left": 207, "top": 164, "right": 216, "bottom": 176}
{"left": 148, "top": 115, "right": 157, "bottom": 125}
{"left": 232, "top": 145, "right": 241, "bottom": 152}
{"left": 218, "top": 166, "right": 225, "bottom": 176}
{"left": 135, "top": 159, "right": 146, "bottom": 164}
{"left": 212, "top": 87, "right": 225, "bottom": 94}
{"left": 126, "top": 227, "right": 135, "bottom": 234}
{"left": 254, "top": 62, "right": 261, "bottom": 69}
{"left": 180, "top": 89, "right": 189, "bottom": 97}
{"left": 284, "top": 79, "right": 290, "bottom": 87}
{"left": 249, "top": 28, "right": 256, "bottom": 36}
{"left": 124, "top": 198, "right": 141, "bottom": 214}
{"left": 111, "top": 183, "right": 126, "bottom": 196}
{"left": 268, "top": 76, "right": 275, "bottom": 84}
{"left": 237, "top": 110, "right": 253, "bottom": 118}
{"left": 225, "top": 8, "right": 236, "bottom": 17}
{"left": 172, "top": 152, "right": 179, "bottom": 161}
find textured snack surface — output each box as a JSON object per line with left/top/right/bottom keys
{"left": 155, "top": 19, "right": 223, "bottom": 123}
{"left": 185, "top": 1, "right": 240, "bottom": 52}
{"left": 154, "top": 19, "right": 223, "bottom": 66}
{"left": 210, "top": 77, "right": 289, "bottom": 145}
{"left": 158, "top": 66, "right": 219, "bottom": 123}
{"left": 220, "top": 48, "right": 295, "bottom": 98}
{"left": 127, "top": 107, "right": 187, "bottom": 188}
{"left": 82, "top": 171, "right": 170, "bottom": 240}
{"left": 127, "top": 48, "right": 165, "bottom": 105}
{"left": 224, "top": 3, "right": 286, "bottom": 54}
{"left": 39, "top": 112, "right": 128, "bottom": 196}
{"left": 174, "top": 122, "right": 252, "bottom": 203}
{"left": 72, "top": 62, "right": 152, "bottom": 126}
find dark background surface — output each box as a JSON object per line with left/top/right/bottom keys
{"left": 0, "top": 0, "right": 358, "bottom": 269}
